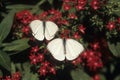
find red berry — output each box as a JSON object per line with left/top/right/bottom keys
{"left": 22, "top": 26, "right": 30, "bottom": 35}
{"left": 31, "top": 46, "right": 39, "bottom": 53}
{"left": 49, "top": 67, "right": 56, "bottom": 75}
{"left": 92, "top": 74, "right": 100, "bottom": 80}
{"left": 48, "top": 9, "right": 56, "bottom": 15}
{"left": 64, "top": 0, "right": 71, "bottom": 3}
{"left": 63, "top": 3, "right": 71, "bottom": 11}
{"left": 12, "top": 72, "right": 21, "bottom": 80}
{"left": 42, "top": 61, "right": 50, "bottom": 67}
{"left": 37, "top": 54, "right": 44, "bottom": 62}
{"left": 91, "top": 0, "right": 100, "bottom": 10}
{"left": 29, "top": 53, "right": 38, "bottom": 65}
{"left": 72, "top": 57, "right": 82, "bottom": 66}
{"left": 68, "top": 13, "right": 77, "bottom": 19}
{"left": 78, "top": 25, "right": 86, "bottom": 34}
{"left": 106, "top": 22, "right": 115, "bottom": 30}
{"left": 38, "top": 66, "right": 47, "bottom": 76}
{"left": 76, "top": 0, "right": 87, "bottom": 10}
{"left": 16, "top": 10, "right": 33, "bottom": 24}
{"left": 90, "top": 42, "right": 100, "bottom": 50}
{"left": 73, "top": 32, "right": 81, "bottom": 39}
{"left": 4, "top": 76, "right": 11, "bottom": 80}
{"left": 38, "top": 11, "right": 48, "bottom": 20}
{"left": 76, "top": 4, "right": 84, "bottom": 10}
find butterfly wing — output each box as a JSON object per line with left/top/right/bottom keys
{"left": 29, "top": 20, "right": 44, "bottom": 41}
{"left": 47, "top": 38, "right": 65, "bottom": 61}
{"left": 45, "top": 21, "right": 58, "bottom": 40}
{"left": 65, "top": 39, "right": 84, "bottom": 60}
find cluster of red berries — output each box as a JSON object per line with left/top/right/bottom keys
{"left": 38, "top": 61, "right": 56, "bottom": 76}
{"left": 106, "top": 17, "right": 120, "bottom": 31}
{"left": 16, "top": 10, "right": 33, "bottom": 25}
{"left": 29, "top": 45, "right": 56, "bottom": 76}
{"left": 82, "top": 50, "right": 103, "bottom": 71}
{"left": 63, "top": 0, "right": 101, "bottom": 11}
{"left": 72, "top": 49, "right": 103, "bottom": 72}
{"left": 63, "top": 0, "right": 87, "bottom": 11}
{"left": 0, "top": 72, "right": 21, "bottom": 80}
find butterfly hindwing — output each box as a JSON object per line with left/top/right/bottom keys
{"left": 29, "top": 20, "right": 44, "bottom": 41}
{"left": 65, "top": 39, "right": 84, "bottom": 60}
{"left": 45, "top": 21, "right": 58, "bottom": 40}
{"left": 47, "top": 38, "right": 65, "bottom": 61}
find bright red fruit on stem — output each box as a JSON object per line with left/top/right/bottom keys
{"left": 37, "top": 54, "right": 44, "bottom": 62}
{"left": 63, "top": 3, "right": 71, "bottom": 11}
{"left": 29, "top": 53, "right": 38, "bottom": 65}
{"left": 91, "top": 0, "right": 100, "bottom": 10}
{"left": 31, "top": 46, "right": 40, "bottom": 53}
{"left": 106, "top": 21, "right": 116, "bottom": 31}
{"left": 49, "top": 67, "right": 56, "bottom": 75}
{"left": 76, "top": 0, "right": 87, "bottom": 10}
{"left": 22, "top": 26, "right": 30, "bottom": 35}
{"left": 78, "top": 25, "right": 86, "bottom": 34}
{"left": 92, "top": 74, "right": 100, "bottom": 80}
{"left": 16, "top": 10, "right": 33, "bottom": 25}
{"left": 38, "top": 66, "right": 47, "bottom": 76}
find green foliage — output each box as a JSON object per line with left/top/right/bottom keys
{"left": 0, "top": 70, "right": 3, "bottom": 76}
{"left": 108, "top": 41, "right": 120, "bottom": 57}
{"left": 99, "top": 74, "right": 106, "bottom": 80}
{"left": 21, "top": 62, "right": 39, "bottom": 80}
{"left": 48, "top": 0, "right": 54, "bottom": 5}
{"left": 70, "top": 69, "right": 91, "bottom": 80}
{"left": 2, "top": 38, "right": 30, "bottom": 52}
{"left": 6, "top": 5, "right": 33, "bottom": 10}
{"left": 0, "top": 50, "right": 11, "bottom": 71}
{"left": 11, "top": 62, "right": 16, "bottom": 74}
{"left": 0, "top": 10, "right": 15, "bottom": 43}
{"left": 30, "top": 0, "right": 45, "bottom": 14}
{"left": 114, "top": 75, "right": 120, "bottom": 80}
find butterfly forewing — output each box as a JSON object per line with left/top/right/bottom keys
{"left": 65, "top": 39, "right": 84, "bottom": 60}
{"left": 29, "top": 20, "right": 44, "bottom": 41}
{"left": 47, "top": 38, "right": 65, "bottom": 61}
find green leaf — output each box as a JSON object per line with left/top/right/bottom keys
{"left": 6, "top": 4, "right": 33, "bottom": 10}
{"left": 70, "top": 69, "right": 91, "bottom": 80}
{"left": 22, "top": 62, "right": 31, "bottom": 72}
{"left": 0, "top": 50, "right": 11, "bottom": 71}
{"left": 2, "top": 38, "right": 30, "bottom": 52}
{"left": 99, "top": 74, "right": 106, "bottom": 80}
{"left": 48, "top": 0, "right": 53, "bottom": 4}
{"left": 11, "top": 62, "right": 16, "bottom": 74}
{"left": 22, "top": 73, "right": 39, "bottom": 80}
{"left": 108, "top": 41, "right": 120, "bottom": 57}
{"left": 114, "top": 75, "right": 120, "bottom": 80}
{"left": 30, "top": 74, "right": 39, "bottom": 80}
{"left": 0, "top": 10, "right": 16, "bottom": 43}
{"left": 0, "top": 70, "right": 3, "bottom": 76}
{"left": 30, "top": 0, "right": 45, "bottom": 14}
{"left": 22, "top": 62, "right": 39, "bottom": 80}
{"left": 16, "top": 63, "right": 22, "bottom": 73}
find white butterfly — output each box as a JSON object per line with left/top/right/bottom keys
{"left": 47, "top": 38, "right": 84, "bottom": 61}
{"left": 29, "top": 20, "right": 59, "bottom": 41}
